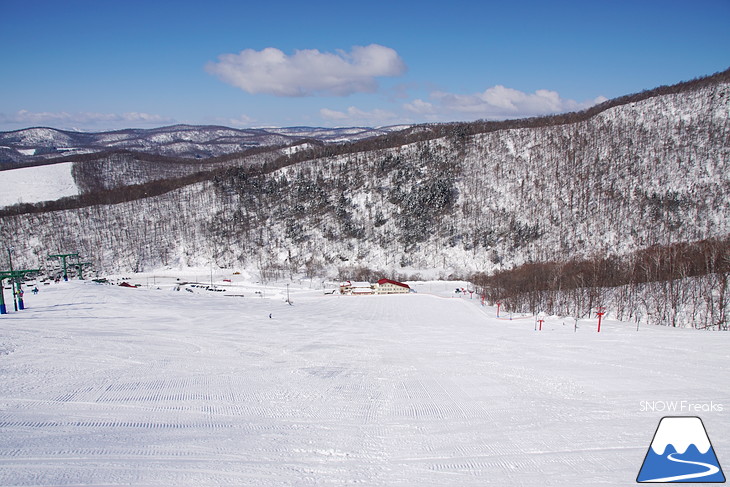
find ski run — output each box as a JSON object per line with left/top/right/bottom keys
{"left": 0, "top": 274, "right": 728, "bottom": 486}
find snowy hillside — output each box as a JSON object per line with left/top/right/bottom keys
{"left": 0, "top": 162, "right": 78, "bottom": 207}
{"left": 5, "top": 74, "right": 726, "bottom": 270}
{"left": 0, "top": 279, "right": 727, "bottom": 486}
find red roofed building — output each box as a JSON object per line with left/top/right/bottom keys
{"left": 376, "top": 278, "right": 410, "bottom": 294}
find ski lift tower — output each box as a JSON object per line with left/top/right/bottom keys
{"left": 0, "top": 268, "right": 40, "bottom": 312}
{"left": 72, "top": 261, "right": 93, "bottom": 280}
{"left": 48, "top": 253, "right": 79, "bottom": 281}
{"left": 0, "top": 271, "right": 10, "bottom": 314}
{"left": 3, "top": 245, "right": 14, "bottom": 313}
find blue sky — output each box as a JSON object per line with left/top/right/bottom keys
{"left": 1, "top": 0, "right": 728, "bottom": 131}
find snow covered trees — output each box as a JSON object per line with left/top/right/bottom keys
{"left": 473, "top": 238, "right": 730, "bottom": 329}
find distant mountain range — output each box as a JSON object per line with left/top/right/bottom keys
{"left": 0, "top": 124, "right": 411, "bottom": 165}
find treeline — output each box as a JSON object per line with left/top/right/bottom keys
{"left": 473, "top": 237, "right": 730, "bottom": 329}
{"left": 334, "top": 266, "right": 440, "bottom": 284}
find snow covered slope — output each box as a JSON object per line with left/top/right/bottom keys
{"left": 0, "top": 162, "right": 78, "bottom": 207}
{"left": 0, "top": 280, "right": 727, "bottom": 486}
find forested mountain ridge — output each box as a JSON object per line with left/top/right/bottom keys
{"left": 1, "top": 70, "right": 728, "bottom": 291}
{"left": 0, "top": 124, "right": 409, "bottom": 167}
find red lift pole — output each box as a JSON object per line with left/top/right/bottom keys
{"left": 538, "top": 318, "right": 544, "bottom": 331}
{"left": 596, "top": 306, "right": 606, "bottom": 333}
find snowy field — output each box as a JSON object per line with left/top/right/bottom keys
{"left": 0, "top": 162, "right": 78, "bottom": 208}
{"left": 0, "top": 278, "right": 728, "bottom": 486}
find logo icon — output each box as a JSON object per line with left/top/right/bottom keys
{"left": 637, "top": 416, "right": 725, "bottom": 483}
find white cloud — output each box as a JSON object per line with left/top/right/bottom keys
{"left": 224, "top": 114, "right": 256, "bottom": 127}
{"left": 0, "top": 110, "right": 174, "bottom": 130}
{"left": 206, "top": 44, "right": 407, "bottom": 97}
{"left": 320, "top": 106, "right": 397, "bottom": 125}
{"left": 403, "top": 98, "right": 436, "bottom": 115}
{"left": 405, "top": 86, "right": 607, "bottom": 120}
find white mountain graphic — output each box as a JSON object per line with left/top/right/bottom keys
{"left": 650, "top": 417, "right": 711, "bottom": 455}
{"left": 638, "top": 416, "right": 725, "bottom": 483}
